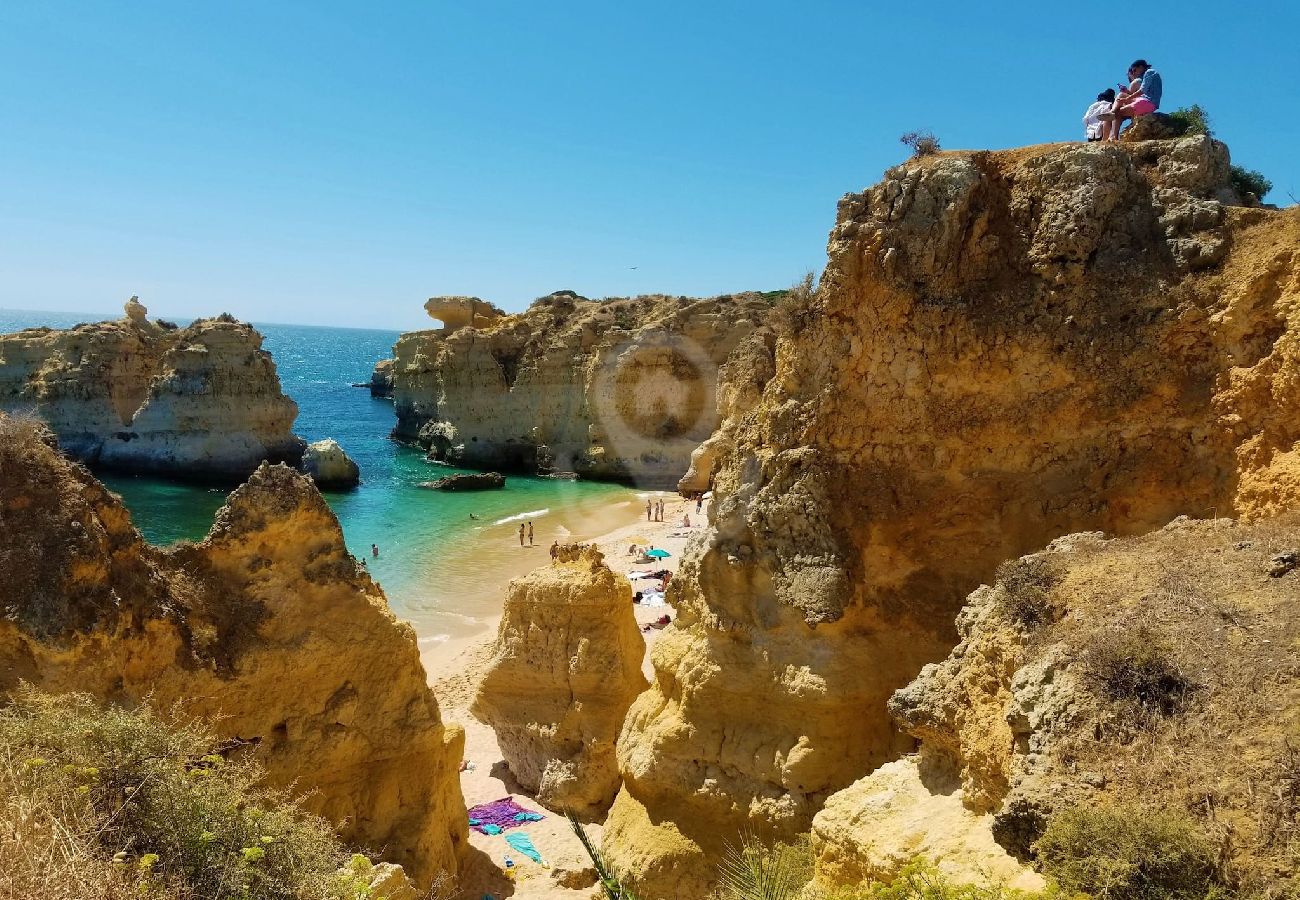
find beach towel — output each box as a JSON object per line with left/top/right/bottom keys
{"left": 466, "top": 797, "right": 543, "bottom": 834}
{"left": 505, "top": 831, "right": 544, "bottom": 864}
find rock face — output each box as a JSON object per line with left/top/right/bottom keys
{"left": 389, "top": 291, "right": 771, "bottom": 487}
{"left": 472, "top": 545, "right": 647, "bottom": 819}
{"left": 370, "top": 358, "right": 395, "bottom": 397}
{"left": 860, "top": 518, "right": 1300, "bottom": 897}
{"left": 0, "top": 415, "right": 467, "bottom": 887}
{"left": 419, "top": 471, "right": 506, "bottom": 491}
{"left": 0, "top": 303, "right": 303, "bottom": 479}
{"left": 300, "top": 437, "right": 361, "bottom": 488}
{"left": 601, "top": 137, "right": 1300, "bottom": 898}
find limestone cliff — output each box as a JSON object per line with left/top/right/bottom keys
{"left": 602, "top": 136, "right": 1300, "bottom": 898}
{"left": 827, "top": 517, "right": 1300, "bottom": 897}
{"left": 0, "top": 415, "right": 466, "bottom": 887}
{"left": 0, "top": 301, "right": 303, "bottom": 479}
{"left": 389, "top": 290, "right": 770, "bottom": 486}
{"left": 472, "top": 545, "right": 647, "bottom": 819}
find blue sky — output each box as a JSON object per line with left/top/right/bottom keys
{"left": 1, "top": 1, "right": 1296, "bottom": 330}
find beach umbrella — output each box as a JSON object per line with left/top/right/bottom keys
{"left": 646, "top": 548, "right": 671, "bottom": 558}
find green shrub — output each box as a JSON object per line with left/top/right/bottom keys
{"left": 716, "top": 835, "right": 812, "bottom": 900}
{"left": 817, "top": 858, "right": 1048, "bottom": 900}
{"left": 0, "top": 687, "right": 373, "bottom": 900}
{"left": 1165, "top": 105, "right": 1213, "bottom": 137}
{"left": 1035, "top": 804, "right": 1223, "bottom": 900}
{"left": 1230, "top": 165, "right": 1273, "bottom": 202}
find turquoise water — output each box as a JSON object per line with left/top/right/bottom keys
{"left": 0, "top": 309, "right": 641, "bottom": 655}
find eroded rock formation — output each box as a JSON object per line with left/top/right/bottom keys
{"left": 0, "top": 301, "right": 303, "bottom": 479}
{"left": 472, "top": 545, "right": 646, "bottom": 819}
{"left": 0, "top": 416, "right": 466, "bottom": 887}
{"left": 601, "top": 136, "right": 1300, "bottom": 898}
{"left": 826, "top": 517, "right": 1300, "bottom": 897}
{"left": 300, "top": 437, "right": 360, "bottom": 488}
{"left": 389, "top": 291, "right": 771, "bottom": 486}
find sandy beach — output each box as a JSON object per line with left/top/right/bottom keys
{"left": 426, "top": 490, "right": 711, "bottom": 899}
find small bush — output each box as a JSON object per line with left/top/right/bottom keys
{"left": 900, "top": 130, "right": 941, "bottom": 157}
{"left": 1165, "top": 105, "right": 1213, "bottom": 137}
{"left": 772, "top": 272, "right": 818, "bottom": 335}
{"left": 1084, "top": 627, "right": 1195, "bottom": 718}
{"left": 1230, "top": 165, "right": 1273, "bottom": 202}
{"left": 0, "top": 687, "right": 374, "bottom": 900}
{"left": 1035, "top": 803, "right": 1223, "bottom": 900}
{"left": 995, "top": 557, "right": 1061, "bottom": 629}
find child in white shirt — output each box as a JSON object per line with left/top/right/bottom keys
{"left": 1083, "top": 89, "right": 1117, "bottom": 141}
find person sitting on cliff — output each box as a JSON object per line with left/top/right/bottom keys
{"left": 1101, "top": 60, "right": 1161, "bottom": 140}
{"left": 1083, "top": 88, "right": 1116, "bottom": 141}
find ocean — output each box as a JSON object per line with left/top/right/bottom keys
{"left": 0, "top": 309, "right": 645, "bottom": 662}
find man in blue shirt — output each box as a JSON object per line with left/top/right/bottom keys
{"left": 1102, "top": 59, "right": 1162, "bottom": 140}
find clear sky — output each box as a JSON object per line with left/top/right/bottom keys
{"left": 1, "top": 1, "right": 1296, "bottom": 330}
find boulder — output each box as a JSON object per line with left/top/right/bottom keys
{"left": 419, "top": 471, "right": 506, "bottom": 491}
{"left": 123, "top": 295, "right": 148, "bottom": 324}
{"left": 424, "top": 296, "right": 505, "bottom": 332}
{"left": 300, "top": 438, "right": 360, "bottom": 488}
{"left": 1120, "top": 111, "right": 1185, "bottom": 142}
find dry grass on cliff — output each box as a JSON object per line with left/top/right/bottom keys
{"left": 0, "top": 687, "right": 385, "bottom": 900}
{"left": 1010, "top": 517, "right": 1300, "bottom": 896}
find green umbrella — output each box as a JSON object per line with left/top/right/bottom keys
{"left": 646, "top": 548, "right": 671, "bottom": 558}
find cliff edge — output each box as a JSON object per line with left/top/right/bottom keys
{"left": 601, "top": 135, "right": 1300, "bottom": 898}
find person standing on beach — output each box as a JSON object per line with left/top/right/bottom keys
{"left": 518, "top": 524, "right": 525, "bottom": 546}
{"left": 527, "top": 521, "right": 534, "bottom": 546}
{"left": 550, "top": 540, "right": 559, "bottom": 562}
{"left": 646, "top": 500, "right": 652, "bottom": 521}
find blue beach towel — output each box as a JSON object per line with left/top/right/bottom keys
{"left": 504, "top": 830, "right": 543, "bottom": 864}
{"left": 512, "top": 811, "right": 544, "bottom": 822}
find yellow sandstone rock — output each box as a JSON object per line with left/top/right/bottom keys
{"left": 0, "top": 304, "right": 303, "bottom": 479}
{"left": 0, "top": 420, "right": 466, "bottom": 887}
{"left": 389, "top": 290, "right": 769, "bottom": 487}
{"left": 472, "top": 545, "right": 647, "bottom": 819}
{"left": 602, "top": 137, "right": 1300, "bottom": 898}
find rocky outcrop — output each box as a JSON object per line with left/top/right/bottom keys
{"left": 856, "top": 517, "right": 1300, "bottom": 897}
{"left": 601, "top": 137, "right": 1300, "bottom": 898}
{"left": 424, "top": 296, "right": 506, "bottom": 332}
{"left": 389, "top": 290, "right": 771, "bottom": 487}
{"left": 370, "top": 358, "right": 395, "bottom": 397}
{"left": 0, "top": 414, "right": 467, "bottom": 887}
{"left": 0, "top": 301, "right": 303, "bottom": 479}
{"left": 300, "top": 438, "right": 360, "bottom": 488}
{"left": 419, "top": 471, "right": 506, "bottom": 491}
{"left": 472, "top": 546, "right": 646, "bottom": 819}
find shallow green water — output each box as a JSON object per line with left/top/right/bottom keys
{"left": 2, "top": 309, "right": 641, "bottom": 654}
